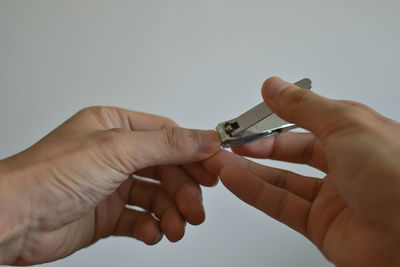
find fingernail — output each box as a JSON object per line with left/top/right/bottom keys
{"left": 196, "top": 130, "right": 220, "bottom": 154}
{"left": 262, "top": 77, "right": 291, "bottom": 99}
{"left": 155, "top": 232, "right": 163, "bottom": 243}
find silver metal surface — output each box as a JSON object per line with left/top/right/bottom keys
{"left": 216, "top": 78, "right": 312, "bottom": 148}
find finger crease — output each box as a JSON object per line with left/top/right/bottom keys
{"left": 273, "top": 171, "right": 288, "bottom": 189}
{"left": 268, "top": 135, "right": 279, "bottom": 158}
{"left": 275, "top": 190, "right": 290, "bottom": 221}
{"left": 127, "top": 116, "right": 134, "bottom": 131}
{"left": 309, "top": 179, "right": 322, "bottom": 201}
{"left": 245, "top": 158, "right": 251, "bottom": 171}
{"left": 125, "top": 178, "right": 135, "bottom": 204}
{"left": 154, "top": 166, "right": 162, "bottom": 180}
{"left": 149, "top": 188, "right": 162, "bottom": 212}
{"left": 301, "top": 137, "right": 317, "bottom": 164}
{"left": 252, "top": 182, "right": 266, "bottom": 207}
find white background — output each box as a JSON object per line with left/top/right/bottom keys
{"left": 1, "top": 1, "right": 399, "bottom": 266}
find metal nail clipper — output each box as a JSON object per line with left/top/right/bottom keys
{"left": 216, "top": 78, "right": 312, "bottom": 148}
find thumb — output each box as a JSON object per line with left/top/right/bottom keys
{"left": 261, "top": 77, "right": 345, "bottom": 139}
{"left": 95, "top": 127, "right": 220, "bottom": 172}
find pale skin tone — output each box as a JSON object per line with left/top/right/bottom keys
{"left": 204, "top": 77, "right": 400, "bottom": 267}
{"left": 0, "top": 107, "right": 220, "bottom": 265}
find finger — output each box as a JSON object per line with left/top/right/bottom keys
{"left": 136, "top": 164, "right": 219, "bottom": 188}
{"left": 134, "top": 166, "right": 161, "bottom": 181}
{"left": 78, "top": 106, "right": 178, "bottom": 131}
{"left": 220, "top": 165, "right": 311, "bottom": 235}
{"left": 231, "top": 132, "right": 328, "bottom": 172}
{"left": 92, "top": 127, "right": 220, "bottom": 174}
{"left": 112, "top": 109, "right": 178, "bottom": 130}
{"left": 125, "top": 178, "right": 185, "bottom": 242}
{"left": 72, "top": 107, "right": 178, "bottom": 133}
{"left": 204, "top": 150, "right": 322, "bottom": 201}
{"left": 261, "top": 77, "right": 369, "bottom": 141}
{"left": 134, "top": 166, "right": 206, "bottom": 225}
{"left": 113, "top": 208, "right": 162, "bottom": 245}
{"left": 159, "top": 166, "right": 205, "bottom": 225}
{"left": 183, "top": 162, "right": 219, "bottom": 187}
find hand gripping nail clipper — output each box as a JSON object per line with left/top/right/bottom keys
{"left": 216, "top": 78, "right": 312, "bottom": 148}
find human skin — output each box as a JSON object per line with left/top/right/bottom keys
{"left": 0, "top": 107, "right": 220, "bottom": 265}
{"left": 204, "top": 77, "right": 400, "bottom": 267}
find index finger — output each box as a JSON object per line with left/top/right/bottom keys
{"left": 102, "top": 107, "right": 178, "bottom": 130}
{"left": 72, "top": 106, "right": 177, "bottom": 132}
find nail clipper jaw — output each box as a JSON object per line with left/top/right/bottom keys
{"left": 216, "top": 122, "right": 231, "bottom": 147}
{"left": 216, "top": 119, "right": 295, "bottom": 148}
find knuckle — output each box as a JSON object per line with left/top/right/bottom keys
{"left": 273, "top": 171, "right": 288, "bottom": 189}
{"left": 161, "top": 117, "right": 178, "bottom": 128}
{"left": 162, "top": 127, "right": 197, "bottom": 151}
{"left": 77, "top": 106, "right": 118, "bottom": 128}
{"left": 92, "top": 128, "right": 126, "bottom": 147}
{"left": 318, "top": 103, "right": 369, "bottom": 142}
{"left": 275, "top": 191, "right": 290, "bottom": 221}
{"left": 79, "top": 106, "right": 106, "bottom": 115}
{"left": 338, "top": 100, "right": 380, "bottom": 124}
{"left": 163, "top": 127, "right": 183, "bottom": 150}
{"left": 77, "top": 106, "right": 111, "bottom": 120}
{"left": 339, "top": 100, "right": 369, "bottom": 111}
{"left": 335, "top": 104, "right": 366, "bottom": 126}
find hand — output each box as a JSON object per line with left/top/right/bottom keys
{"left": 204, "top": 77, "right": 400, "bottom": 267}
{"left": 0, "top": 107, "right": 220, "bottom": 265}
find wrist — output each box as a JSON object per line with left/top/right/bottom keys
{"left": 0, "top": 159, "right": 33, "bottom": 264}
